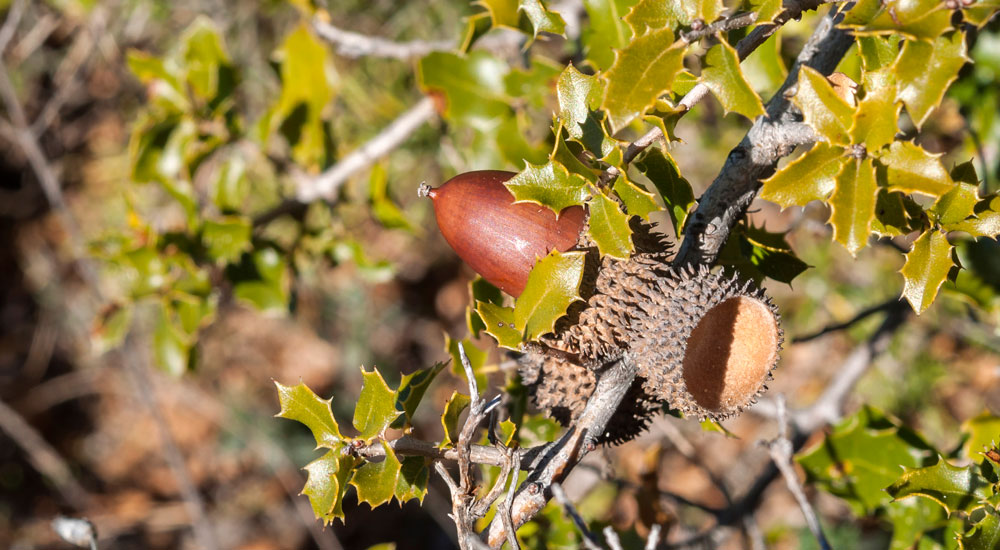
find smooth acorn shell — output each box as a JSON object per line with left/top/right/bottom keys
{"left": 428, "top": 170, "right": 586, "bottom": 297}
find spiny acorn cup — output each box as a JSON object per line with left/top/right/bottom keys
{"left": 423, "top": 171, "right": 782, "bottom": 444}
{"left": 421, "top": 170, "right": 585, "bottom": 297}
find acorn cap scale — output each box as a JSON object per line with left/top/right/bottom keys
{"left": 427, "top": 170, "right": 586, "bottom": 297}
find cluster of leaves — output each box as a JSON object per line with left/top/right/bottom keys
{"left": 91, "top": 18, "right": 396, "bottom": 372}
{"left": 798, "top": 407, "right": 1000, "bottom": 549}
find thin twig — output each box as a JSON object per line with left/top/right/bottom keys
{"left": 793, "top": 297, "right": 898, "bottom": 343}
{"left": 0, "top": 0, "right": 26, "bottom": 55}
{"left": 0, "top": 397, "right": 92, "bottom": 509}
{"left": 644, "top": 524, "right": 662, "bottom": 550}
{"left": 551, "top": 483, "right": 603, "bottom": 550}
{"left": 312, "top": 19, "right": 453, "bottom": 60}
{"left": 501, "top": 450, "right": 522, "bottom": 550}
{"left": 603, "top": 526, "right": 624, "bottom": 550}
{"left": 764, "top": 395, "right": 832, "bottom": 550}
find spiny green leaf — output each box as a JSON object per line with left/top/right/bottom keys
{"left": 797, "top": 406, "right": 936, "bottom": 515}
{"left": 962, "top": 413, "right": 1000, "bottom": 460}
{"left": 901, "top": 229, "right": 954, "bottom": 314}
{"left": 641, "top": 100, "right": 685, "bottom": 143}
{"left": 302, "top": 450, "right": 356, "bottom": 524}
{"left": 126, "top": 51, "right": 188, "bottom": 112}
{"left": 792, "top": 66, "right": 855, "bottom": 146}
{"left": 154, "top": 301, "right": 191, "bottom": 376}
{"left": 960, "top": 511, "right": 1000, "bottom": 550}
{"left": 634, "top": 147, "right": 694, "bottom": 234}
{"left": 743, "top": 225, "right": 810, "bottom": 284}
{"left": 551, "top": 129, "right": 601, "bottom": 182}
{"left": 201, "top": 217, "right": 251, "bottom": 264}
{"left": 858, "top": 35, "right": 901, "bottom": 72}
{"left": 882, "top": 141, "right": 955, "bottom": 198}
{"left": 396, "top": 456, "right": 430, "bottom": 504}
{"left": 392, "top": 362, "right": 445, "bottom": 428}
{"left": 582, "top": 0, "right": 638, "bottom": 71}
{"left": 671, "top": 0, "right": 724, "bottom": 25}
{"left": 179, "top": 16, "right": 231, "bottom": 103}
{"left": 700, "top": 41, "right": 766, "bottom": 120}
{"left": 612, "top": 175, "right": 660, "bottom": 220}
{"left": 476, "top": 301, "right": 522, "bottom": 349}
{"left": 496, "top": 419, "right": 518, "bottom": 446}
{"left": 933, "top": 183, "right": 980, "bottom": 226}
{"left": 505, "top": 161, "right": 590, "bottom": 214}
{"left": 948, "top": 195, "right": 1000, "bottom": 238}
{"left": 440, "top": 391, "right": 472, "bottom": 448}
{"left": 850, "top": 69, "right": 899, "bottom": 152}
{"left": 853, "top": 0, "right": 952, "bottom": 41}
{"left": 91, "top": 303, "right": 133, "bottom": 356}
{"left": 840, "top": 0, "right": 883, "bottom": 26}
{"left": 587, "top": 192, "right": 634, "bottom": 258}
{"left": 964, "top": 0, "right": 1000, "bottom": 27}
{"left": 624, "top": 0, "right": 681, "bottom": 33}
{"left": 479, "top": 0, "right": 521, "bottom": 28}
{"left": 467, "top": 277, "right": 503, "bottom": 339}
{"left": 557, "top": 64, "right": 603, "bottom": 137}
{"left": 602, "top": 27, "right": 686, "bottom": 132}
{"left": 886, "top": 495, "right": 948, "bottom": 550}
{"left": 350, "top": 440, "right": 402, "bottom": 508}
{"left": 760, "top": 143, "right": 843, "bottom": 208}
{"left": 887, "top": 456, "right": 994, "bottom": 515}
{"left": 520, "top": 0, "right": 567, "bottom": 38}
{"left": 751, "top": 0, "right": 783, "bottom": 24}
{"left": 353, "top": 367, "right": 401, "bottom": 441}
{"left": 275, "top": 381, "right": 344, "bottom": 448}
{"left": 514, "top": 250, "right": 586, "bottom": 340}
{"left": 418, "top": 51, "right": 510, "bottom": 129}
{"left": 830, "top": 157, "right": 878, "bottom": 256}
{"left": 872, "top": 190, "right": 926, "bottom": 237}
{"left": 894, "top": 32, "right": 969, "bottom": 130}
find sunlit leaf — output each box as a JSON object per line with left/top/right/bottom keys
{"left": 829, "top": 157, "right": 878, "bottom": 255}
{"left": 505, "top": 161, "right": 590, "bottom": 214}
{"left": 854, "top": 0, "right": 952, "bottom": 41}
{"left": 602, "top": 27, "right": 686, "bottom": 132}
{"left": 634, "top": 147, "right": 694, "bottom": 233}
{"left": 582, "top": 0, "right": 638, "bottom": 71}
{"left": 520, "top": 0, "right": 567, "bottom": 38}
{"left": 792, "top": 66, "right": 855, "bottom": 146}
{"left": 440, "top": 391, "right": 471, "bottom": 448}
{"left": 624, "top": 0, "right": 680, "bottom": 33}
{"left": 963, "top": 413, "right": 1000, "bottom": 462}
{"left": 153, "top": 301, "right": 190, "bottom": 376}
{"left": 353, "top": 367, "right": 401, "bottom": 441}
{"left": 900, "top": 229, "right": 954, "bottom": 314}
{"left": 894, "top": 32, "right": 969, "bottom": 130}
{"left": 179, "top": 16, "right": 231, "bottom": 103}
{"left": 850, "top": 69, "right": 899, "bottom": 152}
{"left": 882, "top": 141, "right": 955, "bottom": 198}
{"left": 612, "top": 175, "right": 660, "bottom": 220}
{"left": 886, "top": 495, "right": 948, "bottom": 550}
{"left": 302, "top": 450, "right": 356, "bottom": 524}
{"left": 933, "top": 183, "right": 980, "bottom": 226}
{"left": 350, "top": 440, "right": 402, "bottom": 508}
{"left": 761, "top": 143, "right": 843, "bottom": 208}
{"left": 476, "top": 301, "right": 522, "bottom": 349}
{"left": 202, "top": 217, "right": 251, "bottom": 264}
{"left": 418, "top": 51, "right": 510, "bottom": 130}
{"left": 467, "top": 277, "right": 504, "bottom": 339}
{"left": 395, "top": 456, "right": 430, "bottom": 504}
{"left": 858, "top": 35, "right": 901, "bottom": 72}
{"left": 91, "top": 303, "right": 133, "bottom": 355}
{"left": 393, "top": 362, "right": 446, "bottom": 428}
{"left": 514, "top": 250, "right": 586, "bottom": 340}
{"left": 948, "top": 195, "right": 1000, "bottom": 238}
{"left": 887, "top": 456, "right": 993, "bottom": 515}
{"left": 275, "top": 381, "right": 343, "bottom": 448}
{"left": 588, "top": 192, "right": 634, "bottom": 258}
{"left": 700, "top": 41, "right": 766, "bottom": 120}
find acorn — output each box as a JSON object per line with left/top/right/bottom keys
{"left": 420, "top": 170, "right": 586, "bottom": 297}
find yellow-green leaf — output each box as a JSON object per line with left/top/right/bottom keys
{"left": 850, "top": 70, "right": 899, "bottom": 152}
{"left": 894, "top": 32, "right": 969, "bottom": 130}
{"left": 962, "top": 412, "right": 1000, "bottom": 460}
{"left": 881, "top": 141, "right": 955, "bottom": 198}
{"left": 350, "top": 440, "right": 402, "bottom": 508}
{"left": 395, "top": 456, "right": 430, "bottom": 504}
{"left": 201, "top": 216, "right": 251, "bottom": 264}
{"left": 960, "top": 511, "right": 1000, "bottom": 550}
{"left": 417, "top": 51, "right": 511, "bottom": 129}
{"left": 514, "top": 250, "right": 586, "bottom": 340}
{"left": 948, "top": 195, "right": 1000, "bottom": 238}
{"left": 520, "top": 0, "right": 567, "bottom": 39}
{"left": 760, "top": 143, "right": 844, "bottom": 208}
{"left": 933, "top": 182, "right": 980, "bottom": 225}
{"left": 393, "top": 362, "right": 445, "bottom": 427}
{"left": 854, "top": 0, "right": 952, "bottom": 41}
{"left": 275, "top": 381, "right": 344, "bottom": 449}
{"left": 505, "top": 161, "right": 590, "bottom": 214}
{"left": 872, "top": 190, "right": 925, "bottom": 237}
{"left": 634, "top": 147, "right": 694, "bottom": 234}
{"left": 602, "top": 27, "right": 686, "bottom": 132}
{"left": 612, "top": 175, "right": 660, "bottom": 220}
{"left": 476, "top": 301, "right": 522, "bottom": 349}
{"left": 587, "top": 192, "right": 634, "bottom": 258}
{"left": 302, "top": 450, "right": 356, "bottom": 524}
{"left": 887, "top": 456, "right": 993, "bottom": 515}
{"left": 829, "top": 157, "right": 878, "bottom": 256}
{"left": 582, "top": 0, "right": 637, "bottom": 71}
{"left": 440, "top": 391, "right": 471, "bottom": 448}
{"left": 701, "top": 41, "right": 766, "bottom": 120}
{"left": 792, "top": 67, "right": 855, "bottom": 146}
{"left": 900, "top": 229, "right": 954, "bottom": 314}
{"left": 624, "top": 0, "right": 681, "bottom": 33}
{"left": 353, "top": 367, "right": 401, "bottom": 441}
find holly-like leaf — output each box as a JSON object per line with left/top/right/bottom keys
{"left": 792, "top": 66, "right": 855, "bottom": 146}
{"left": 557, "top": 64, "right": 603, "bottom": 137}
{"left": 440, "top": 391, "right": 471, "bottom": 448}
{"left": 672, "top": 0, "right": 724, "bottom": 25}
{"left": 962, "top": 413, "right": 1000, "bottom": 460}
{"left": 850, "top": 70, "right": 899, "bottom": 152}
{"left": 505, "top": 161, "right": 590, "bottom": 214}
{"left": 887, "top": 456, "right": 994, "bottom": 515}
{"left": 760, "top": 143, "right": 843, "bottom": 208}
{"left": 476, "top": 301, "right": 522, "bottom": 349}
{"left": 582, "top": 0, "right": 637, "bottom": 71}
{"left": 964, "top": 0, "right": 1000, "bottom": 27}
{"left": 886, "top": 496, "right": 949, "bottom": 550}
{"left": 900, "top": 229, "right": 954, "bottom": 314}
{"left": 602, "top": 27, "right": 686, "bottom": 132}
{"left": 949, "top": 195, "right": 1000, "bottom": 238}
{"left": 894, "top": 32, "right": 969, "bottom": 130}
{"left": 829, "top": 157, "right": 878, "bottom": 256}
{"left": 743, "top": 225, "right": 810, "bottom": 284}
{"left": 588, "top": 192, "right": 634, "bottom": 258}
{"left": 153, "top": 301, "right": 191, "bottom": 376}
{"left": 353, "top": 367, "right": 401, "bottom": 441}
{"left": 624, "top": 0, "right": 680, "bottom": 34}
{"left": 700, "top": 41, "right": 766, "bottom": 120}
{"left": 302, "top": 450, "right": 356, "bottom": 524}
{"left": 960, "top": 511, "right": 1000, "bottom": 550}
{"left": 634, "top": 148, "right": 694, "bottom": 234}
{"left": 858, "top": 35, "right": 901, "bottom": 72}
{"left": 872, "top": 190, "right": 926, "bottom": 237}
{"left": 350, "top": 440, "right": 402, "bottom": 508}
{"left": 882, "top": 141, "right": 955, "bottom": 198}
{"left": 751, "top": 0, "right": 783, "bottom": 24}
{"left": 467, "top": 277, "right": 503, "bottom": 338}
{"left": 275, "top": 381, "right": 344, "bottom": 448}
{"left": 496, "top": 419, "right": 518, "bottom": 446}
{"left": 520, "top": 0, "right": 567, "bottom": 38}
{"left": 854, "top": 0, "right": 952, "bottom": 41}
{"left": 395, "top": 456, "right": 430, "bottom": 504}
{"left": 514, "top": 250, "right": 586, "bottom": 340}
{"left": 613, "top": 175, "right": 660, "bottom": 220}
{"left": 392, "top": 362, "right": 445, "bottom": 428}
{"left": 418, "top": 51, "right": 510, "bottom": 129}
{"left": 933, "top": 183, "right": 980, "bottom": 226}
{"left": 479, "top": 0, "right": 521, "bottom": 28}
{"left": 179, "top": 16, "right": 232, "bottom": 103}
{"left": 797, "top": 406, "right": 937, "bottom": 515}
{"left": 201, "top": 216, "right": 251, "bottom": 264}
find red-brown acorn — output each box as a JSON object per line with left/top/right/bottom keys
{"left": 421, "top": 170, "right": 585, "bottom": 297}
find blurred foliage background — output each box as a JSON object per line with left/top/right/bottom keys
{"left": 0, "top": 0, "right": 998, "bottom": 549}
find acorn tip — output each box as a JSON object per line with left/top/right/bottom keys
{"left": 417, "top": 182, "right": 435, "bottom": 199}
